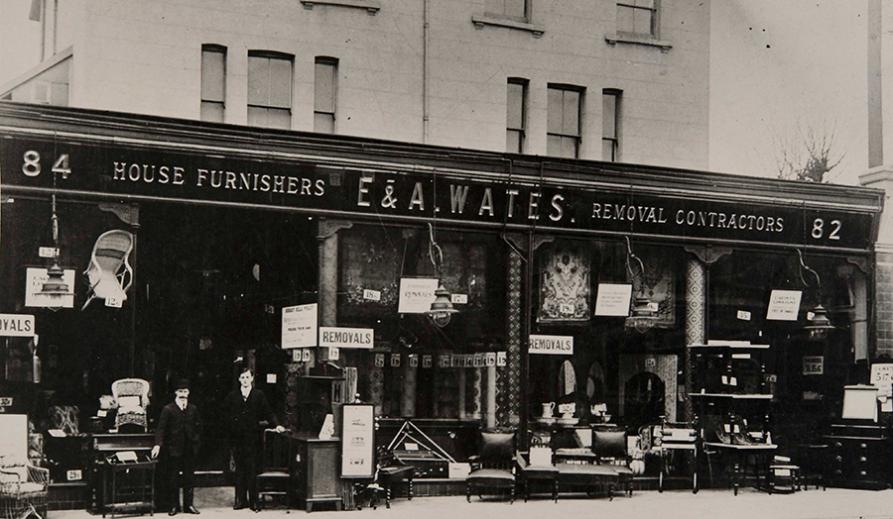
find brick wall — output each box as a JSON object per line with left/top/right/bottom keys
{"left": 876, "top": 250, "right": 893, "bottom": 358}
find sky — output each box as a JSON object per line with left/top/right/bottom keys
{"left": 0, "top": 0, "right": 875, "bottom": 186}
{"left": 709, "top": 0, "right": 869, "bottom": 186}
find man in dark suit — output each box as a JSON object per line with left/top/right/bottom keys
{"left": 152, "top": 379, "right": 201, "bottom": 516}
{"left": 224, "top": 366, "right": 284, "bottom": 511}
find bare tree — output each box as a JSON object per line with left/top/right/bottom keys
{"left": 773, "top": 124, "right": 844, "bottom": 183}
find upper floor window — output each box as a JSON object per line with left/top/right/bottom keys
{"left": 486, "top": 0, "right": 528, "bottom": 21}
{"left": 314, "top": 57, "right": 338, "bottom": 134}
{"left": 247, "top": 51, "right": 293, "bottom": 129}
{"left": 602, "top": 89, "right": 621, "bottom": 162}
{"left": 547, "top": 85, "right": 583, "bottom": 159}
{"left": 617, "top": 0, "right": 659, "bottom": 38}
{"left": 506, "top": 78, "right": 528, "bottom": 153}
{"left": 201, "top": 45, "right": 226, "bottom": 122}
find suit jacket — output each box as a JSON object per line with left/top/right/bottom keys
{"left": 224, "top": 388, "right": 278, "bottom": 447}
{"left": 155, "top": 401, "right": 201, "bottom": 458}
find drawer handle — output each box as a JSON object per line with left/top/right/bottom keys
{"left": 835, "top": 456, "right": 842, "bottom": 463}
{"left": 860, "top": 456, "right": 867, "bottom": 462}
{"left": 860, "top": 443, "right": 868, "bottom": 449}
{"left": 834, "top": 442, "right": 842, "bottom": 448}
{"left": 859, "top": 470, "right": 867, "bottom": 476}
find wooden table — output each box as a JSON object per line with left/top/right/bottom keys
{"left": 704, "top": 442, "right": 776, "bottom": 495}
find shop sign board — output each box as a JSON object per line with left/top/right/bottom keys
{"left": 319, "top": 326, "right": 374, "bottom": 349}
{"left": 802, "top": 356, "right": 824, "bottom": 376}
{"left": 281, "top": 303, "right": 317, "bottom": 349}
{"left": 397, "top": 278, "right": 438, "bottom": 314}
{"left": 0, "top": 314, "right": 35, "bottom": 337}
{"left": 529, "top": 334, "right": 574, "bottom": 355}
{"left": 24, "top": 268, "right": 75, "bottom": 308}
{"left": 594, "top": 283, "right": 632, "bottom": 316}
{"left": 0, "top": 135, "right": 876, "bottom": 252}
{"left": 766, "top": 290, "right": 802, "bottom": 321}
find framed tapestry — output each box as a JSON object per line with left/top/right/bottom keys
{"left": 538, "top": 243, "right": 591, "bottom": 323}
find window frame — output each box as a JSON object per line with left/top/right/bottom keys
{"left": 484, "top": 0, "right": 530, "bottom": 23}
{"left": 314, "top": 57, "right": 338, "bottom": 134}
{"left": 602, "top": 88, "right": 622, "bottom": 162}
{"left": 247, "top": 50, "right": 294, "bottom": 129}
{"left": 200, "top": 44, "right": 227, "bottom": 122}
{"left": 506, "top": 78, "right": 528, "bottom": 154}
{"left": 546, "top": 84, "right": 584, "bottom": 159}
{"left": 616, "top": 0, "right": 660, "bottom": 39}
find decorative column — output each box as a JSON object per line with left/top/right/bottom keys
{"left": 497, "top": 246, "right": 524, "bottom": 426}
{"left": 683, "top": 246, "right": 731, "bottom": 422}
{"left": 318, "top": 219, "right": 352, "bottom": 327}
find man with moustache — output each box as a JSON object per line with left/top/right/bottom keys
{"left": 152, "top": 379, "right": 201, "bottom": 516}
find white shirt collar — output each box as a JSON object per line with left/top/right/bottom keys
{"left": 176, "top": 399, "right": 187, "bottom": 410}
{"left": 240, "top": 387, "right": 251, "bottom": 399}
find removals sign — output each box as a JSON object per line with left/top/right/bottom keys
{"left": 0, "top": 314, "right": 36, "bottom": 337}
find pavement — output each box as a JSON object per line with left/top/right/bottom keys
{"left": 48, "top": 487, "right": 893, "bottom": 519}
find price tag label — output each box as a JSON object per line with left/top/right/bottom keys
{"left": 737, "top": 310, "right": 752, "bottom": 321}
{"left": 451, "top": 293, "right": 468, "bottom": 304}
{"left": 105, "top": 297, "right": 123, "bottom": 308}
{"left": 363, "top": 289, "right": 381, "bottom": 302}
{"left": 38, "top": 247, "right": 59, "bottom": 258}
{"left": 66, "top": 469, "right": 83, "bottom": 481}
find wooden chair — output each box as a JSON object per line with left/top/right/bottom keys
{"left": 466, "top": 431, "right": 516, "bottom": 503}
{"left": 255, "top": 429, "right": 291, "bottom": 510}
{"left": 592, "top": 429, "right": 634, "bottom": 498}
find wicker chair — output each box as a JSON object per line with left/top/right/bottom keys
{"left": 82, "top": 229, "right": 134, "bottom": 310}
{"left": 0, "top": 415, "right": 48, "bottom": 519}
{"left": 111, "top": 378, "right": 150, "bottom": 432}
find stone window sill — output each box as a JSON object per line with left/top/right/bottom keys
{"left": 300, "top": 0, "right": 380, "bottom": 14}
{"left": 605, "top": 33, "right": 672, "bottom": 52}
{"left": 471, "top": 13, "right": 544, "bottom": 37}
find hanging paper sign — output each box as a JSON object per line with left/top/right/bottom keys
{"left": 397, "top": 277, "right": 438, "bottom": 313}
{"left": 594, "top": 283, "right": 632, "bottom": 316}
{"left": 438, "top": 354, "right": 450, "bottom": 368}
{"left": 319, "top": 327, "right": 374, "bottom": 349}
{"left": 281, "top": 303, "right": 317, "bottom": 349}
{"left": 408, "top": 354, "right": 419, "bottom": 367}
{"left": 390, "top": 353, "right": 401, "bottom": 367}
{"left": 802, "top": 356, "right": 824, "bottom": 376}
{"left": 870, "top": 363, "right": 893, "bottom": 397}
{"left": 0, "top": 314, "right": 35, "bottom": 337}
{"left": 340, "top": 404, "right": 375, "bottom": 478}
{"left": 529, "top": 334, "right": 574, "bottom": 355}
{"left": 374, "top": 353, "right": 386, "bottom": 368}
{"left": 24, "top": 268, "right": 75, "bottom": 308}
{"left": 766, "top": 290, "right": 802, "bottom": 321}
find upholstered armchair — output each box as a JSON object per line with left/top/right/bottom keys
{"left": 592, "top": 429, "right": 634, "bottom": 498}
{"left": 111, "top": 378, "right": 150, "bottom": 432}
{"left": 466, "top": 431, "right": 517, "bottom": 503}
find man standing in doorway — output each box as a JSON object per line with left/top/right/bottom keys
{"left": 225, "top": 366, "right": 285, "bottom": 511}
{"left": 152, "top": 379, "right": 201, "bottom": 516}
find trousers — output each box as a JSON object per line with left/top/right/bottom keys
{"left": 232, "top": 442, "right": 260, "bottom": 506}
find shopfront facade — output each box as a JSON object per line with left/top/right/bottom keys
{"left": 0, "top": 102, "right": 885, "bottom": 490}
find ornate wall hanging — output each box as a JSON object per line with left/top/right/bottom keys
{"left": 538, "top": 243, "right": 591, "bottom": 323}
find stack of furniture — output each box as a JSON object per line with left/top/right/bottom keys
{"left": 689, "top": 342, "right": 777, "bottom": 495}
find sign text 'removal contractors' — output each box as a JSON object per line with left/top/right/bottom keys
{"left": 0, "top": 135, "right": 874, "bottom": 250}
